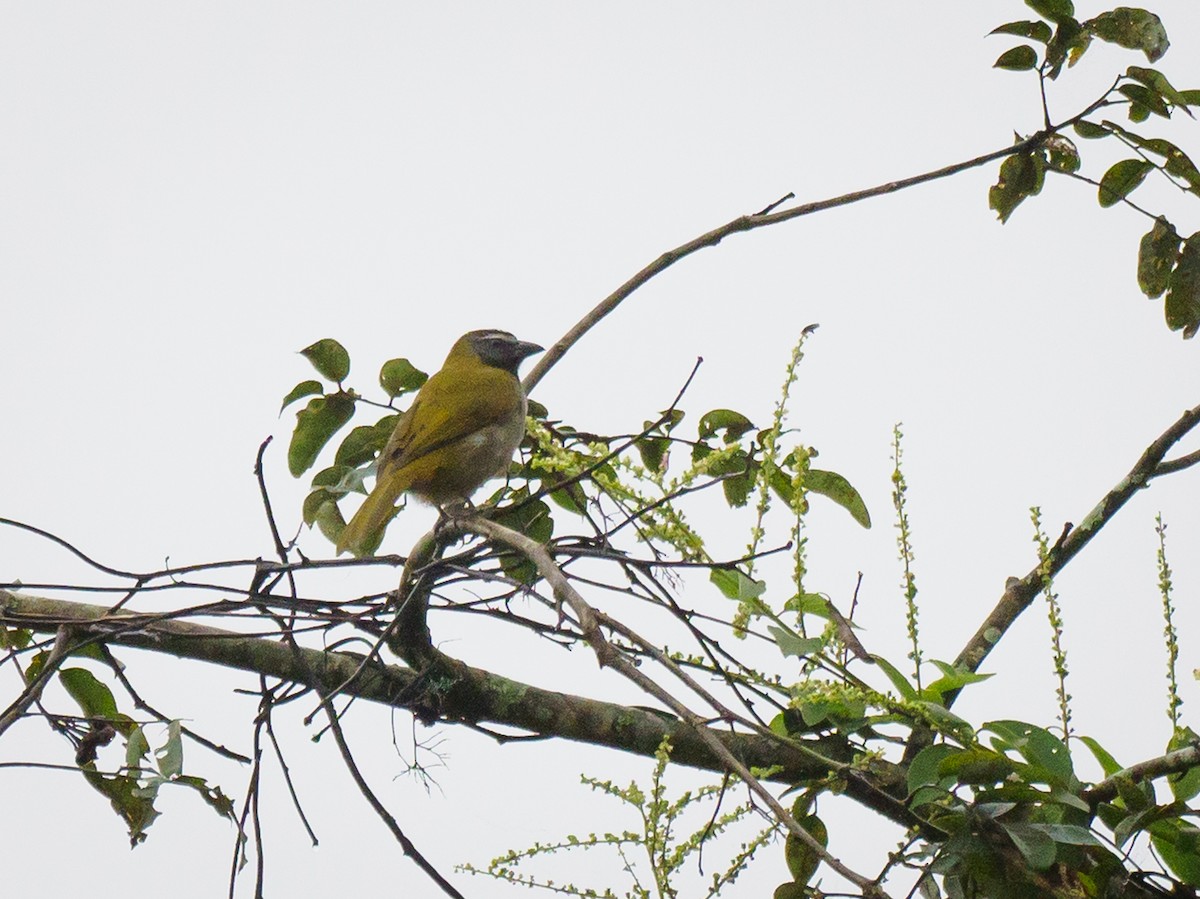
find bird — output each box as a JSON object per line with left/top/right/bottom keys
{"left": 335, "top": 329, "right": 544, "bottom": 557}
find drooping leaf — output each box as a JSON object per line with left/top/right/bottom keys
{"left": 80, "top": 766, "right": 159, "bottom": 846}
{"left": 989, "top": 151, "right": 1045, "bottom": 222}
{"left": 1086, "top": 8, "right": 1169, "bottom": 62}
{"left": 635, "top": 435, "right": 670, "bottom": 473}
{"left": 280, "top": 379, "right": 323, "bottom": 412}
{"left": 287, "top": 393, "right": 356, "bottom": 477}
{"left": 378, "top": 358, "right": 428, "bottom": 398}
{"left": 994, "top": 45, "right": 1038, "bottom": 71}
{"left": 1002, "top": 822, "right": 1058, "bottom": 869}
{"left": 1165, "top": 232, "right": 1200, "bottom": 338}
{"left": 155, "top": 721, "right": 184, "bottom": 780}
{"left": 1097, "top": 159, "right": 1153, "bottom": 207}
{"left": 806, "top": 469, "right": 871, "bottom": 528}
{"left": 492, "top": 497, "right": 554, "bottom": 584}
{"left": 907, "top": 744, "right": 958, "bottom": 796}
{"left": 171, "top": 774, "right": 238, "bottom": 822}
{"left": 1152, "top": 819, "right": 1200, "bottom": 885}
{"left": 299, "top": 338, "right": 350, "bottom": 382}
{"left": 1168, "top": 727, "right": 1200, "bottom": 802}
{"left": 1044, "top": 16, "right": 1088, "bottom": 77}
{"left": 784, "top": 813, "right": 827, "bottom": 885}
{"left": 1138, "top": 217, "right": 1181, "bottom": 298}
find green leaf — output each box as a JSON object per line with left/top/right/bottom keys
{"left": 921, "top": 662, "right": 994, "bottom": 703}
{"left": 1032, "top": 823, "right": 1101, "bottom": 846}
{"left": 710, "top": 568, "right": 766, "bottom": 603}
{"left": 784, "top": 813, "right": 827, "bottom": 885}
{"left": 378, "top": 358, "right": 428, "bottom": 398}
{"left": 334, "top": 419, "right": 397, "bottom": 468}
{"left": 990, "top": 20, "right": 1053, "bottom": 42}
{"left": 1138, "top": 217, "right": 1181, "bottom": 298}
{"left": 1126, "top": 66, "right": 1192, "bottom": 112}
{"left": 302, "top": 488, "right": 336, "bottom": 527}
{"left": 1072, "top": 120, "right": 1108, "bottom": 139}
{"left": 0, "top": 626, "right": 32, "bottom": 650}
{"left": 1002, "top": 822, "right": 1058, "bottom": 869}
{"left": 1102, "top": 123, "right": 1200, "bottom": 189}
{"left": 773, "top": 883, "right": 808, "bottom": 899}
{"left": 872, "top": 654, "right": 919, "bottom": 701}
{"left": 1044, "top": 16, "right": 1088, "bottom": 77}
{"left": 1152, "top": 819, "right": 1200, "bottom": 886}
{"left": 1078, "top": 736, "right": 1122, "bottom": 777}
{"left": 299, "top": 338, "right": 350, "bottom": 382}
{"left": 994, "top": 45, "right": 1038, "bottom": 71}
{"left": 635, "top": 435, "right": 670, "bottom": 473}
{"left": 1086, "top": 8, "right": 1169, "bottom": 62}
{"left": 126, "top": 725, "right": 150, "bottom": 770}
{"left": 492, "top": 497, "right": 554, "bottom": 584}
{"left": 1118, "top": 83, "right": 1171, "bottom": 118}
{"left": 1168, "top": 728, "right": 1200, "bottom": 802}
{"left": 697, "top": 408, "right": 755, "bottom": 442}
{"left": 938, "top": 748, "right": 1018, "bottom": 784}
{"left": 989, "top": 151, "right": 1045, "bottom": 222}
{"left": 1025, "top": 0, "right": 1074, "bottom": 22}
{"left": 1044, "top": 135, "right": 1080, "bottom": 173}
{"left": 171, "top": 774, "right": 238, "bottom": 822}
{"left": 80, "top": 766, "right": 159, "bottom": 846}
{"left": 60, "top": 667, "right": 120, "bottom": 720}
{"left": 768, "top": 626, "right": 824, "bottom": 660}
{"left": 1165, "top": 232, "right": 1200, "bottom": 338}
{"left": 312, "top": 494, "right": 349, "bottom": 547}
{"left": 287, "top": 393, "right": 356, "bottom": 477}
{"left": 1097, "top": 158, "right": 1153, "bottom": 207}
{"left": 155, "top": 721, "right": 184, "bottom": 779}
{"left": 908, "top": 744, "right": 958, "bottom": 795}
{"left": 987, "top": 720, "right": 1075, "bottom": 788}
{"left": 806, "top": 469, "right": 871, "bottom": 528}
{"left": 280, "top": 379, "right": 323, "bottom": 413}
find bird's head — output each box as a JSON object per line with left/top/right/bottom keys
{"left": 450, "top": 329, "right": 544, "bottom": 375}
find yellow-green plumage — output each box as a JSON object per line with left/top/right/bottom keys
{"left": 335, "top": 330, "right": 542, "bottom": 557}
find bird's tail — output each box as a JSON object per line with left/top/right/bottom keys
{"left": 335, "top": 470, "right": 410, "bottom": 557}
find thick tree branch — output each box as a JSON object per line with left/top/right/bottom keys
{"left": 0, "top": 590, "right": 854, "bottom": 787}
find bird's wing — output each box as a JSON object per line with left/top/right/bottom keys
{"left": 377, "top": 364, "right": 522, "bottom": 478}
{"left": 336, "top": 365, "right": 523, "bottom": 557}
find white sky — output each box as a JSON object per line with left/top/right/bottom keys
{"left": 4, "top": 2, "right": 1200, "bottom": 897}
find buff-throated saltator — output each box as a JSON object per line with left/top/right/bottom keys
{"left": 335, "top": 329, "right": 543, "bottom": 557}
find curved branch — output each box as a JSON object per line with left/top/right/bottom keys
{"left": 524, "top": 104, "right": 1112, "bottom": 395}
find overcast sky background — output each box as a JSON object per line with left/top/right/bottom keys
{"left": 4, "top": 2, "right": 1200, "bottom": 897}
